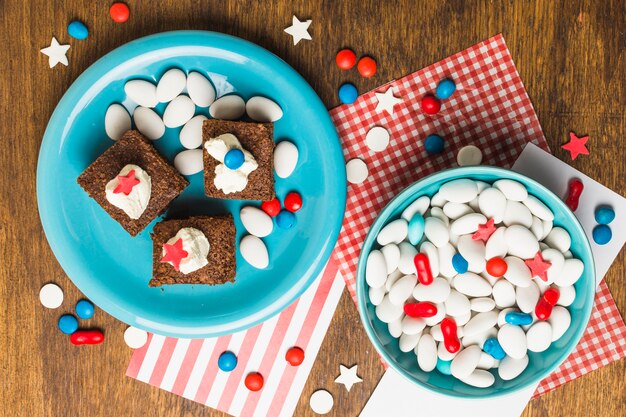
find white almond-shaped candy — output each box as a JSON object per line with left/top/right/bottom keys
{"left": 430, "top": 192, "right": 447, "bottom": 207}
{"left": 523, "top": 195, "right": 554, "bottom": 221}
{"left": 412, "top": 277, "right": 450, "bottom": 303}
{"left": 541, "top": 219, "right": 553, "bottom": 241}
{"left": 424, "top": 217, "right": 449, "bottom": 248}
{"left": 530, "top": 216, "right": 544, "bottom": 240}
{"left": 450, "top": 213, "right": 486, "bottom": 235}
{"left": 399, "top": 332, "right": 422, "bottom": 352}
{"left": 416, "top": 334, "right": 437, "bottom": 372}
{"left": 376, "top": 295, "right": 404, "bottom": 323}
{"left": 240, "top": 235, "right": 269, "bottom": 269}
{"left": 503, "top": 256, "right": 532, "bottom": 287}
{"left": 548, "top": 306, "right": 571, "bottom": 341}
{"left": 429, "top": 207, "right": 450, "bottom": 227}
{"left": 104, "top": 104, "right": 131, "bottom": 141}
{"left": 493, "top": 179, "right": 528, "bottom": 201}
{"left": 179, "top": 115, "right": 208, "bottom": 149}
{"left": 462, "top": 328, "right": 496, "bottom": 348}
{"left": 498, "top": 324, "right": 527, "bottom": 359}
{"left": 246, "top": 96, "right": 283, "bottom": 122}
{"left": 492, "top": 279, "right": 516, "bottom": 308}
{"left": 478, "top": 187, "right": 507, "bottom": 223}
{"left": 381, "top": 244, "right": 400, "bottom": 274}
{"left": 468, "top": 197, "right": 480, "bottom": 212}
{"left": 557, "top": 285, "right": 576, "bottom": 307}
{"left": 445, "top": 290, "right": 471, "bottom": 317}
{"left": 377, "top": 219, "right": 408, "bottom": 246}
{"left": 453, "top": 273, "right": 492, "bottom": 297}
{"left": 173, "top": 149, "right": 203, "bottom": 176}
{"left": 516, "top": 282, "right": 540, "bottom": 313}
{"left": 499, "top": 355, "right": 529, "bottom": 380}
{"left": 475, "top": 181, "right": 489, "bottom": 193}
{"left": 389, "top": 275, "right": 417, "bottom": 305}
{"left": 133, "top": 106, "right": 165, "bottom": 140}
{"left": 274, "top": 141, "right": 298, "bottom": 178}
{"left": 503, "top": 200, "right": 533, "bottom": 228}
{"left": 470, "top": 297, "right": 496, "bottom": 313}
{"left": 365, "top": 250, "right": 387, "bottom": 288}
{"left": 401, "top": 196, "right": 430, "bottom": 221}
{"left": 419, "top": 241, "right": 439, "bottom": 278}
{"left": 542, "top": 248, "right": 565, "bottom": 284}
{"left": 438, "top": 243, "right": 457, "bottom": 279}
{"left": 457, "top": 235, "right": 486, "bottom": 273}
{"left": 526, "top": 321, "right": 552, "bottom": 352}
{"left": 163, "top": 95, "right": 195, "bottom": 128}
{"left": 240, "top": 206, "right": 273, "bottom": 238}
{"left": 485, "top": 227, "right": 508, "bottom": 259}
{"left": 209, "top": 94, "right": 245, "bottom": 120}
{"left": 423, "top": 303, "right": 446, "bottom": 326}
{"left": 124, "top": 79, "right": 158, "bottom": 107}
{"left": 437, "top": 341, "right": 459, "bottom": 361}
{"left": 443, "top": 202, "right": 473, "bottom": 220}
{"left": 439, "top": 179, "right": 478, "bottom": 203}
{"left": 369, "top": 286, "right": 385, "bottom": 306}
{"left": 554, "top": 258, "right": 584, "bottom": 286}
{"left": 451, "top": 345, "right": 482, "bottom": 379}
{"left": 186, "top": 71, "right": 216, "bottom": 107}
{"left": 505, "top": 225, "right": 539, "bottom": 259}
{"left": 402, "top": 316, "right": 426, "bottom": 335}
{"left": 398, "top": 242, "right": 418, "bottom": 274}
{"left": 385, "top": 269, "right": 403, "bottom": 292}
{"left": 497, "top": 307, "right": 516, "bottom": 327}
{"left": 463, "top": 311, "right": 498, "bottom": 338}
{"left": 477, "top": 351, "right": 497, "bottom": 370}
{"left": 156, "top": 68, "right": 186, "bottom": 103}
{"left": 544, "top": 227, "right": 571, "bottom": 253}
{"left": 455, "top": 311, "right": 472, "bottom": 327}
{"left": 460, "top": 369, "right": 495, "bottom": 388}
{"left": 388, "top": 317, "right": 403, "bottom": 338}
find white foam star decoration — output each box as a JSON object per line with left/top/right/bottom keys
{"left": 375, "top": 86, "right": 402, "bottom": 115}
{"left": 40, "top": 37, "right": 70, "bottom": 68}
{"left": 334, "top": 364, "right": 362, "bottom": 392}
{"left": 284, "top": 16, "right": 312, "bottom": 45}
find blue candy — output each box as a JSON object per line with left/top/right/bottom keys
{"left": 338, "top": 83, "right": 358, "bottom": 105}
{"left": 593, "top": 224, "right": 612, "bottom": 245}
{"left": 436, "top": 358, "right": 452, "bottom": 375}
{"left": 218, "top": 351, "right": 238, "bottom": 372}
{"left": 67, "top": 20, "right": 89, "bottom": 40}
{"left": 451, "top": 253, "right": 468, "bottom": 274}
{"left": 75, "top": 299, "right": 95, "bottom": 319}
{"left": 424, "top": 134, "right": 445, "bottom": 155}
{"left": 224, "top": 149, "right": 245, "bottom": 170}
{"left": 594, "top": 206, "right": 615, "bottom": 225}
{"left": 505, "top": 311, "right": 533, "bottom": 326}
{"left": 276, "top": 210, "right": 296, "bottom": 229}
{"left": 483, "top": 337, "right": 506, "bottom": 360}
{"left": 58, "top": 314, "right": 79, "bottom": 334}
{"left": 435, "top": 78, "right": 456, "bottom": 100}
{"left": 408, "top": 214, "right": 425, "bottom": 245}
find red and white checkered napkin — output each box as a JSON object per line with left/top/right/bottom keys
{"left": 328, "top": 34, "right": 626, "bottom": 397}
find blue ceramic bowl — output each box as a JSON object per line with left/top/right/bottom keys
{"left": 356, "top": 166, "right": 595, "bottom": 398}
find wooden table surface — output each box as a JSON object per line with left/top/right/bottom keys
{"left": 1, "top": 0, "right": 624, "bottom": 416}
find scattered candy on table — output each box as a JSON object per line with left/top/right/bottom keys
{"left": 244, "top": 372, "right": 264, "bottom": 391}
{"left": 75, "top": 299, "right": 95, "bottom": 319}
{"left": 70, "top": 329, "right": 105, "bottom": 345}
{"left": 285, "top": 346, "right": 305, "bottom": 366}
{"left": 284, "top": 192, "right": 302, "bottom": 212}
{"left": 338, "top": 82, "right": 358, "bottom": 104}
{"left": 357, "top": 56, "right": 377, "bottom": 78}
{"left": 457, "top": 145, "right": 483, "bottom": 166}
{"left": 309, "top": 389, "right": 334, "bottom": 414}
{"left": 39, "top": 283, "right": 64, "bottom": 309}
{"left": 564, "top": 178, "right": 583, "bottom": 211}
{"left": 594, "top": 206, "right": 615, "bottom": 224}
{"left": 276, "top": 210, "right": 296, "bottom": 229}
{"left": 67, "top": 20, "right": 88, "bottom": 40}
{"left": 334, "top": 364, "right": 362, "bottom": 392}
{"left": 240, "top": 235, "right": 270, "bottom": 269}
{"left": 240, "top": 206, "right": 274, "bottom": 237}
{"left": 218, "top": 351, "right": 238, "bottom": 372}
{"left": 420, "top": 95, "right": 441, "bottom": 115}
{"left": 561, "top": 131, "right": 590, "bottom": 160}
{"left": 374, "top": 86, "right": 402, "bottom": 115}
{"left": 109, "top": 2, "right": 130, "bottom": 23}
{"left": 365, "top": 126, "right": 390, "bottom": 152}
{"left": 424, "top": 134, "right": 445, "bottom": 155}
{"left": 283, "top": 15, "right": 312, "bottom": 45}
{"left": 435, "top": 78, "right": 456, "bottom": 99}
{"left": 346, "top": 158, "right": 368, "bottom": 184}
{"left": 40, "top": 37, "right": 70, "bottom": 68}
{"left": 124, "top": 326, "right": 148, "bottom": 349}
{"left": 58, "top": 314, "right": 79, "bottom": 334}
{"left": 335, "top": 48, "right": 356, "bottom": 70}
{"left": 261, "top": 198, "right": 281, "bottom": 217}
{"left": 593, "top": 225, "right": 612, "bottom": 245}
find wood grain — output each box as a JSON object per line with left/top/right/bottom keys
{"left": 0, "top": 0, "right": 624, "bottom": 416}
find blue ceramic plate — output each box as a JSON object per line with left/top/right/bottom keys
{"left": 356, "top": 167, "right": 595, "bottom": 398}
{"left": 37, "top": 31, "right": 346, "bottom": 338}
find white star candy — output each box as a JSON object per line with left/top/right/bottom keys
{"left": 334, "top": 364, "right": 362, "bottom": 392}
{"left": 284, "top": 16, "right": 312, "bottom": 45}
{"left": 40, "top": 37, "right": 70, "bottom": 68}
{"left": 375, "top": 86, "right": 402, "bottom": 115}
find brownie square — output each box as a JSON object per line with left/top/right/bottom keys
{"left": 149, "top": 215, "right": 236, "bottom": 287}
{"left": 202, "top": 119, "right": 275, "bottom": 201}
{"left": 77, "top": 130, "right": 188, "bottom": 236}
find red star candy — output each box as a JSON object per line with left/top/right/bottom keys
{"left": 524, "top": 251, "right": 552, "bottom": 282}
{"left": 113, "top": 169, "right": 141, "bottom": 195}
{"left": 160, "top": 238, "right": 189, "bottom": 271}
{"left": 472, "top": 218, "right": 496, "bottom": 242}
{"left": 561, "top": 132, "right": 589, "bottom": 160}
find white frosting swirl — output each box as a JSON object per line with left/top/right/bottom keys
{"left": 163, "top": 227, "right": 211, "bottom": 275}
{"left": 204, "top": 133, "right": 258, "bottom": 194}
{"left": 105, "top": 164, "right": 151, "bottom": 220}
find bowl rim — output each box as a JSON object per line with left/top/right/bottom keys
{"left": 356, "top": 165, "right": 596, "bottom": 398}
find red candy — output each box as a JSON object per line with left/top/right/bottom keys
{"left": 113, "top": 169, "right": 140, "bottom": 195}
{"left": 261, "top": 198, "right": 281, "bottom": 217}
{"left": 565, "top": 178, "right": 584, "bottom": 211}
{"left": 284, "top": 192, "right": 302, "bottom": 213}
{"left": 413, "top": 253, "right": 434, "bottom": 285}
{"left": 357, "top": 56, "right": 377, "bottom": 78}
{"left": 336, "top": 49, "right": 357, "bottom": 70}
{"left": 404, "top": 302, "right": 437, "bottom": 318}
{"left": 535, "top": 288, "right": 560, "bottom": 321}
{"left": 245, "top": 372, "right": 264, "bottom": 391}
{"left": 161, "top": 238, "right": 189, "bottom": 271}
{"left": 109, "top": 2, "right": 130, "bottom": 23}
{"left": 285, "top": 346, "right": 305, "bottom": 366}
{"left": 472, "top": 218, "right": 496, "bottom": 242}
{"left": 421, "top": 95, "right": 441, "bottom": 115}
{"left": 543, "top": 288, "right": 560, "bottom": 305}
{"left": 440, "top": 318, "right": 460, "bottom": 353}
{"left": 486, "top": 257, "right": 507, "bottom": 277}
{"left": 70, "top": 330, "right": 104, "bottom": 345}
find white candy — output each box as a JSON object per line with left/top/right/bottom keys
{"left": 554, "top": 258, "right": 584, "bottom": 286}
{"left": 365, "top": 126, "right": 390, "bottom": 152}
{"left": 478, "top": 188, "right": 507, "bottom": 223}
{"left": 457, "top": 235, "right": 486, "bottom": 273}
{"left": 163, "top": 95, "right": 195, "bottom": 128}
{"left": 470, "top": 297, "right": 495, "bottom": 313}
{"left": 492, "top": 280, "right": 516, "bottom": 308}
{"left": 530, "top": 216, "right": 544, "bottom": 240}
{"left": 419, "top": 242, "right": 439, "bottom": 278}
{"left": 424, "top": 217, "right": 449, "bottom": 248}
{"left": 389, "top": 275, "right": 417, "bottom": 305}
{"left": 541, "top": 219, "right": 554, "bottom": 240}
{"left": 498, "top": 324, "right": 527, "bottom": 359}
{"left": 505, "top": 225, "right": 540, "bottom": 259}
{"left": 385, "top": 269, "right": 403, "bottom": 292}
{"left": 460, "top": 369, "right": 495, "bottom": 388}
{"left": 398, "top": 242, "right": 418, "bottom": 274}
{"left": 548, "top": 306, "right": 571, "bottom": 341}
{"left": 557, "top": 285, "right": 576, "bottom": 307}
{"left": 455, "top": 311, "right": 472, "bottom": 326}
{"left": 369, "top": 286, "right": 385, "bottom": 306}
{"left": 388, "top": 317, "right": 403, "bottom": 338}
{"left": 463, "top": 311, "right": 499, "bottom": 338}
{"left": 456, "top": 145, "right": 483, "bottom": 167}
{"left": 186, "top": 72, "right": 216, "bottom": 107}
{"left": 209, "top": 94, "right": 245, "bottom": 120}
{"left": 493, "top": 179, "right": 528, "bottom": 201}
{"left": 124, "top": 79, "right": 158, "bottom": 107}
{"left": 523, "top": 195, "right": 554, "bottom": 221}
{"left": 485, "top": 227, "right": 508, "bottom": 259}
{"left": 133, "top": 106, "right": 165, "bottom": 140}
{"left": 401, "top": 196, "right": 430, "bottom": 221}
{"left": 437, "top": 342, "right": 458, "bottom": 361}
{"left": 430, "top": 192, "right": 447, "bottom": 207}
{"left": 240, "top": 235, "right": 269, "bottom": 269}
{"left": 156, "top": 68, "right": 186, "bottom": 103}
{"left": 39, "top": 283, "right": 64, "bottom": 309}
{"left": 376, "top": 295, "right": 404, "bottom": 323}
{"left": 365, "top": 250, "right": 387, "bottom": 288}
{"left": 423, "top": 303, "right": 446, "bottom": 326}
{"left": 497, "top": 308, "right": 515, "bottom": 327}
{"left": 381, "top": 244, "right": 400, "bottom": 274}
{"left": 413, "top": 277, "right": 450, "bottom": 303}
{"left": 439, "top": 179, "right": 478, "bottom": 203}
{"left": 542, "top": 248, "right": 565, "bottom": 284}
{"left": 499, "top": 355, "right": 529, "bottom": 380}
{"left": 429, "top": 207, "right": 450, "bottom": 226}
{"left": 416, "top": 334, "right": 438, "bottom": 372}
{"left": 274, "top": 141, "right": 299, "bottom": 178}
{"left": 310, "top": 390, "right": 334, "bottom": 415}
{"left": 445, "top": 290, "right": 471, "bottom": 317}
{"left": 400, "top": 332, "right": 422, "bottom": 352}
{"left": 402, "top": 316, "right": 426, "bottom": 335}
{"left": 503, "top": 256, "right": 532, "bottom": 287}
{"left": 526, "top": 321, "right": 552, "bottom": 352}
{"left": 240, "top": 206, "right": 273, "bottom": 238}
{"left": 173, "top": 149, "right": 203, "bottom": 176}
{"left": 443, "top": 202, "right": 473, "bottom": 220}
{"left": 516, "top": 282, "right": 540, "bottom": 313}
{"left": 124, "top": 326, "right": 148, "bottom": 349}
{"left": 544, "top": 227, "right": 571, "bottom": 253}
{"left": 452, "top": 273, "right": 492, "bottom": 297}
{"left": 462, "top": 328, "right": 497, "bottom": 348}
{"left": 377, "top": 219, "right": 408, "bottom": 245}
{"left": 503, "top": 200, "right": 533, "bottom": 228}
{"left": 468, "top": 197, "right": 480, "bottom": 211}
{"left": 179, "top": 115, "right": 208, "bottom": 149}
{"left": 104, "top": 104, "right": 131, "bottom": 141}
{"left": 476, "top": 181, "right": 489, "bottom": 193}
{"left": 246, "top": 96, "right": 283, "bottom": 122}
{"left": 451, "top": 345, "right": 482, "bottom": 379}
{"left": 450, "top": 213, "right": 486, "bottom": 235}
